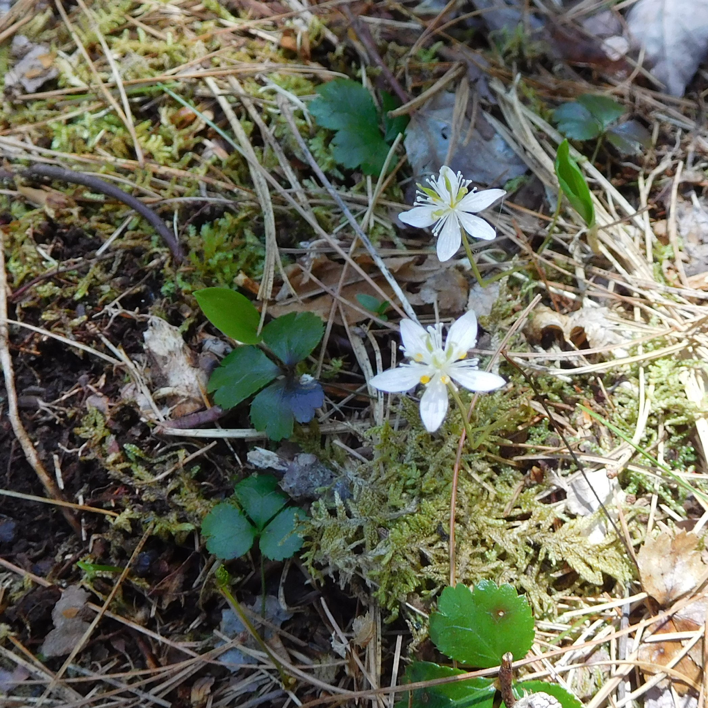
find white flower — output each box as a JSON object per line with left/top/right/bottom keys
{"left": 399, "top": 165, "right": 506, "bottom": 262}
{"left": 369, "top": 311, "right": 505, "bottom": 432}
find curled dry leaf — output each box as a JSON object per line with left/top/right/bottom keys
{"left": 143, "top": 317, "right": 207, "bottom": 418}
{"left": 627, "top": 0, "right": 708, "bottom": 96}
{"left": 40, "top": 585, "right": 91, "bottom": 658}
{"left": 526, "top": 305, "right": 632, "bottom": 358}
{"left": 638, "top": 530, "right": 706, "bottom": 605}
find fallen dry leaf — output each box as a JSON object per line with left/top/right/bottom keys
{"left": 143, "top": 317, "right": 207, "bottom": 418}
{"left": 627, "top": 0, "right": 708, "bottom": 96}
{"left": 5, "top": 35, "right": 58, "bottom": 95}
{"left": 41, "top": 585, "right": 91, "bottom": 658}
{"left": 638, "top": 530, "right": 707, "bottom": 605}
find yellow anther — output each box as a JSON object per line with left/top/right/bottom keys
{"left": 414, "top": 353, "right": 424, "bottom": 362}
{"left": 420, "top": 375, "right": 431, "bottom": 385}
{"left": 441, "top": 375, "right": 451, "bottom": 385}
{"left": 457, "top": 352, "right": 466, "bottom": 360}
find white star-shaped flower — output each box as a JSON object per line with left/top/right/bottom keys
{"left": 399, "top": 166, "right": 506, "bottom": 262}
{"left": 369, "top": 311, "right": 505, "bottom": 432}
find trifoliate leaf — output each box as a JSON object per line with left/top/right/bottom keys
{"left": 249, "top": 375, "right": 324, "bottom": 441}
{"left": 515, "top": 682, "right": 582, "bottom": 708}
{"left": 194, "top": 288, "right": 261, "bottom": 344}
{"left": 202, "top": 503, "right": 256, "bottom": 560}
{"left": 309, "top": 78, "right": 392, "bottom": 176}
{"left": 429, "top": 582, "right": 535, "bottom": 668}
{"left": 234, "top": 475, "right": 288, "bottom": 530}
{"left": 395, "top": 662, "right": 496, "bottom": 708}
{"left": 260, "top": 506, "right": 306, "bottom": 561}
{"left": 552, "top": 102, "right": 601, "bottom": 141}
{"left": 606, "top": 120, "right": 651, "bottom": 155}
{"left": 554, "top": 140, "right": 595, "bottom": 228}
{"left": 208, "top": 346, "right": 280, "bottom": 409}
{"left": 576, "top": 94, "right": 625, "bottom": 131}
{"left": 262, "top": 312, "right": 324, "bottom": 366}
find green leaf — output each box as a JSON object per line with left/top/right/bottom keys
{"left": 234, "top": 474, "right": 288, "bottom": 530}
{"left": 552, "top": 102, "right": 601, "bottom": 141}
{"left": 606, "top": 121, "right": 651, "bottom": 155}
{"left": 554, "top": 140, "right": 595, "bottom": 228}
{"left": 429, "top": 582, "right": 535, "bottom": 668}
{"left": 262, "top": 312, "right": 324, "bottom": 366}
{"left": 395, "top": 662, "right": 496, "bottom": 708}
{"left": 260, "top": 506, "right": 306, "bottom": 561}
{"left": 249, "top": 375, "right": 324, "bottom": 441}
{"left": 194, "top": 288, "right": 261, "bottom": 344}
{"left": 208, "top": 346, "right": 281, "bottom": 409}
{"left": 515, "top": 682, "right": 582, "bottom": 708}
{"left": 576, "top": 94, "right": 625, "bottom": 131}
{"left": 382, "top": 91, "right": 409, "bottom": 144}
{"left": 202, "top": 503, "right": 257, "bottom": 560}
{"left": 356, "top": 293, "right": 384, "bottom": 313}
{"left": 309, "top": 78, "right": 392, "bottom": 176}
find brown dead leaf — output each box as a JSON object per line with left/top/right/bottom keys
{"left": 41, "top": 585, "right": 91, "bottom": 658}
{"left": 143, "top": 317, "right": 207, "bottom": 418}
{"left": 5, "top": 35, "right": 58, "bottom": 95}
{"left": 638, "top": 530, "right": 707, "bottom": 605}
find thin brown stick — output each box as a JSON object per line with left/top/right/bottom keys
{"left": 0, "top": 228, "right": 81, "bottom": 536}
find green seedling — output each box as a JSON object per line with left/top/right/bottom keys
{"left": 397, "top": 582, "right": 581, "bottom": 708}
{"left": 309, "top": 78, "right": 408, "bottom": 175}
{"left": 202, "top": 474, "right": 306, "bottom": 562}
{"left": 552, "top": 94, "right": 650, "bottom": 158}
{"left": 553, "top": 140, "right": 599, "bottom": 254}
{"left": 195, "top": 288, "right": 325, "bottom": 441}
{"left": 356, "top": 293, "right": 390, "bottom": 321}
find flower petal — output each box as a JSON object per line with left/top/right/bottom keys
{"left": 370, "top": 365, "right": 423, "bottom": 392}
{"left": 436, "top": 165, "right": 457, "bottom": 203}
{"left": 435, "top": 214, "right": 462, "bottom": 261}
{"left": 449, "top": 367, "right": 505, "bottom": 392}
{"left": 456, "top": 212, "right": 497, "bottom": 241}
{"left": 446, "top": 311, "right": 478, "bottom": 355}
{"left": 458, "top": 188, "right": 506, "bottom": 213}
{"left": 419, "top": 378, "right": 449, "bottom": 432}
{"left": 400, "top": 319, "right": 429, "bottom": 358}
{"left": 399, "top": 205, "right": 438, "bottom": 229}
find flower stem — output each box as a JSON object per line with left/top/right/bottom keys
{"left": 461, "top": 231, "right": 487, "bottom": 289}
{"left": 448, "top": 383, "right": 476, "bottom": 447}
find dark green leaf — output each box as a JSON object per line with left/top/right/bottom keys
{"left": 382, "top": 91, "right": 409, "bottom": 144}
{"left": 250, "top": 375, "right": 324, "bottom": 441}
{"left": 234, "top": 475, "right": 288, "bottom": 530}
{"left": 309, "top": 78, "right": 392, "bottom": 176}
{"left": 429, "top": 582, "right": 535, "bottom": 668}
{"left": 395, "top": 662, "right": 496, "bottom": 708}
{"left": 552, "top": 102, "right": 601, "bottom": 141}
{"left": 208, "top": 346, "right": 280, "bottom": 409}
{"left": 202, "top": 503, "right": 256, "bottom": 560}
{"left": 515, "top": 682, "right": 582, "bottom": 708}
{"left": 554, "top": 140, "right": 595, "bottom": 228}
{"left": 260, "top": 507, "right": 306, "bottom": 561}
{"left": 262, "top": 312, "right": 324, "bottom": 366}
{"left": 194, "top": 288, "right": 261, "bottom": 344}
{"left": 606, "top": 121, "right": 651, "bottom": 155}
{"left": 356, "top": 293, "right": 384, "bottom": 313}
{"left": 576, "top": 94, "right": 625, "bottom": 131}
{"left": 310, "top": 79, "right": 379, "bottom": 132}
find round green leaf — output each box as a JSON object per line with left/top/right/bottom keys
{"left": 208, "top": 346, "right": 280, "bottom": 410}
{"left": 395, "top": 662, "right": 496, "bottom": 708}
{"left": 606, "top": 121, "right": 651, "bottom": 155}
{"left": 250, "top": 381, "right": 294, "bottom": 441}
{"left": 262, "top": 312, "right": 324, "bottom": 366}
{"left": 429, "top": 582, "right": 535, "bottom": 668}
{"left": 194, "top": 288, "right": 261, "bottom": 344}
{"left": 234, "top": 474, "right": 288, "bottom": 530}
{"left": 515, "top": 682, "right": 582, "bottom": 708}
{"left": 202, "top": 503, "right": 256, "bottom": 560}
{"left": 552, "top": 102, "right": 600, "bottom": 141}
{"left": 576, "top": 94, "right": 625, "bottom": 131}
{"left": 259, "top": 507, "right": 306, "bottom": 561}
